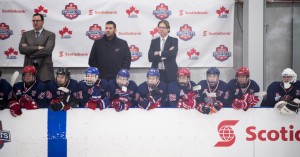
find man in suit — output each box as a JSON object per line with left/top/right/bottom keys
{"left": 148, "top": 20, "right": 178, "bottom": 84}
{"left": 19, "top": 13, "right": 56, "bottom": 83}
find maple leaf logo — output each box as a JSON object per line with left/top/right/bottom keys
{"left": 187, "top": 48, "right": 200, "bottom": 59}
{"left": 34, "top": 5, "right": 48, "bottom": 14}
{"left": 59, "top": 27, "right": 72, "bottom": 37}
{"left": 216, "top": 6, "right": 229, "bottom": 16}
{"left": 4, "top": 47, "right": 18, "bottom": 58}
{"left": 126, "top": 6, "right": 139, "bottom": 16}
{"left": 150, "top": 27, "right": 158, "bottom": 37}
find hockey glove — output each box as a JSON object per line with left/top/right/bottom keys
{"left": 9, "top": 101, "right": 22, "bottom": 117}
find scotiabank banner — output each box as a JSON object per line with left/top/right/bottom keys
{"left": 0, "top": 0, "right": 234, "bottom": 67}
{"left": 0, "top": 108, "right": 299, "bottom": 157}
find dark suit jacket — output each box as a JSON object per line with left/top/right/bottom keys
{"left": 19, "top": 29, "right": 55, "bottom": 82}
{"left": 148, "top": 36, "right": 178, "bottom": 82}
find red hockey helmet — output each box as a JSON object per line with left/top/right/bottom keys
{"left": 236, "top": 67, "right": 249, "bottom": 78}
{"left": 23, "top": 66, "right": 37, "bottom": 76}
{"left": 177, "top": 68, "right": 191, "bottom": 78}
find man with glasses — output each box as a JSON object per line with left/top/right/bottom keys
{"left": 148, "top": 20, "right": 179, "bottom": 84}
{"left": 19, "top": 13, "right": 56, "bottom": 83}
{"left": 89, "top": 21, "right": 131, "bottom": 81}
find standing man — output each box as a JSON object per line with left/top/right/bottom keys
{"left": 19, "top": 13, "right": 56, "bottom": 83}
{"left": 148, "top": 20, "right": 178, "bottom": 84}
{"left": 89, "top": 21, "right": 131, "bottom": 80}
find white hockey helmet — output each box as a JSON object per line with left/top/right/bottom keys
{"left": 281, "top": 68, "right": 297, "bottom": 89}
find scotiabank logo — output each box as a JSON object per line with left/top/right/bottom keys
{"left": 214, "top": 120, "right": 239, "bottom": 147}
{"left": 246, "top": 125, "right": 300, "bottom": 141}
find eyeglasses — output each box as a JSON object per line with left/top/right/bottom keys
{"left": 158, "top": 27, "right": 167, "bottom": 29}
{"left": 32, "top": 20, "right": 42, "bottom": 23}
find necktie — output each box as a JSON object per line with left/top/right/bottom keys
{"left": 35, "top": 31, "right": 40, "bottom": 38}
{"left": 161, "top": 38, "right": 165, "bottom": 51}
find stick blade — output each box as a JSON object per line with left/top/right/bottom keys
{"left": 10, "top": 71, "right": 20, "bottom": 86}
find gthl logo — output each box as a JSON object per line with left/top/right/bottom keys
{"left": 0, "top": 121, "right": 11, "bottom": 149}
{"left": 214, "top": 120, "right": 238, "bottom": 147}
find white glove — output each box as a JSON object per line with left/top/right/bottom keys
{"left": 193, "top": 85, "right": 201, "bottom": 91}
{"left": 58, "top": 87, "right": 70, "bottom": 93}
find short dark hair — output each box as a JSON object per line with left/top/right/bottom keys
{"left": 33, "top": 13, "right": 44, "bottom": 21}
{"left": 106, "top": 21, "right": 116, "bottom": 29}
{"left": 157, "top": 20, "right": 170, "bottom": 33}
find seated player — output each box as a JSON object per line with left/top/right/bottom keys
{"left": 137, "top": 68, "right": 167, "bottom": 110}
{"left": 168, "top": 68, "right": 197, "bottom": 109}
{"left": 261, "top": 68, "right": 300, "bottom": 114}
{"left": 46, "top": 67, "right": 79, "bottom": 111}
{"left": 0, "top": 69, "right": 12, "bottom": 110}
{"left": 108, "top": 69, "right": 137, "bottom": 112}
{"left": 78, "top": 67, "right": 109, "bottom": 110}
{"left": 227, "top": 67, "right": 260, "bottom": 111}
{"left": 8, "top": 66, "right": 47, "bottom": 117}
{"left": 195, "top": 67, "right": 227, "bottom": 114}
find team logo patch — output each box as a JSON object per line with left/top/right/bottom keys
{"left": 186, "top": 48, "right": 200, "bottom": 59}
{"left": 215, "top": 120, "right": 239, "bottom": 147}
{"left": 0, "top": 121, "right": 11, "bottom": 149}
{"left": 153, "top": 3, "right": 171, "bottom": 20}
{"left": 86, "top": 24, "right": 105, "bottom": 40}
{"left": 34, "top": 5, "right": 48, "bottom": 17}
{"left": 216, "top": 6, "right": 229, "bottom": 18}
{"left": 213, "top": 45, "right": 232, "bottom": 62}
{"left": 126, "top": 6, "right": 139, "bottom": 18}
{"left": 129, "top": 45, "right": 142, "bottom": 62}
{"left": 0, "top": 23, "right": 13, "bottom": 40}
{"left": 176, "top": 24, "right": 195, "bottom": 41}
{"left": 59, "top": 27, "right": 72, "bottom": 39}
{"left": 62, "top": 3, "right": 81, "bottom": 20}
{"left": 4, "top": 47, "right": 18, "bottom": 59}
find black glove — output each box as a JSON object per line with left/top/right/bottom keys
{"left": 50, "top": 102, "right": 64, "bottom": 112}
{"left": 286, "top": 100, "right": 300, "bottom": 114}
{"left": 150, "top": 87, "right": 162, "bottom": 99}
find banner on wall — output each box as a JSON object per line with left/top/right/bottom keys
{"left": 0, "top": 108, "right": 299, "bottom": 157}
{"left": 0, "top": 0, "right": 234, "bottom": 67}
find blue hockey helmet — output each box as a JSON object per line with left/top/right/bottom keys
{"left": 206, "top": 67, "right": 220, "bottom": 76}
{"left": 117, "top": 69, "right": 130, "bottom": 78}
{"left": 147, "top": 68, "right": 160, "bottom": 78}
{"left": 85, "top": 67, "right": 99, "bottom": 76}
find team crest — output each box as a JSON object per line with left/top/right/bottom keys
{"left": 34, "top": 5, "right": 48, "bottom": 17}
{"left": 0, "top": 121, "right": 11, "bottom": 149}
{"left": 86, "top": 24, "right": 105, "bottom": 40}
{"left": 186, "top": 48, "right": 200, "bottom": 60}
{"left": 126, "top": 6, "right": 139, "bottom": 18}
{"left": 4, "top": 47, "right": 18, "bottom": 59}
{"left": 213, "top": 45, "right": 231, "bottom": 62}
{"left": 153, "top": 3, "right": 172, "bottom": 20}
{"left": 62, "top": 3, "right": 81, "bottom": 20}
{"left": 177, "top": 24, "right": 195, "bottom": 41}
{"left": 216, "top": 6, "right": 229, "bottom": 18}
{"left": 0, "top": 23, "right": 13, "bottom": 40}
{"left": 59, "top": 27, "right": 72, "bottom": 39}
{"left": 129, "top": 45, "right": 142, "bottom": 62}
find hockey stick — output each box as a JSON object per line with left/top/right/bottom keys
{"left": 254, "top": 91, "right": 267, "bottom": 96}
{"left": 10, "top": 71, "right": 19, "bottom": 86}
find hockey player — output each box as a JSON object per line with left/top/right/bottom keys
{"left": 78, "top": 67, "right": 109, "bottom": 110}
{"left": 195, "top": 67, "right": 227, "bottom": 114}
{"left": 227, "top": 67, "right": 260, "bottom": 111}
{"left": 137, "top": 68, "right": 167, "bottom": 110}
{"left": 168, "top": 68, "right": 197, "bottom": 109}
{"left": 261, "top": 68, "right": 300, "bottom": 114}
{"left": 46, "top": 67, "right": 79, "bottom": 111}
{"left": 8, "top": 66, "right": 47, "bottom": 117}
{"left": 108, "top": 69, "right": 137, "bottom": 112}
{"left": 0, "top": 69, "right": 12, "bottom": 110}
